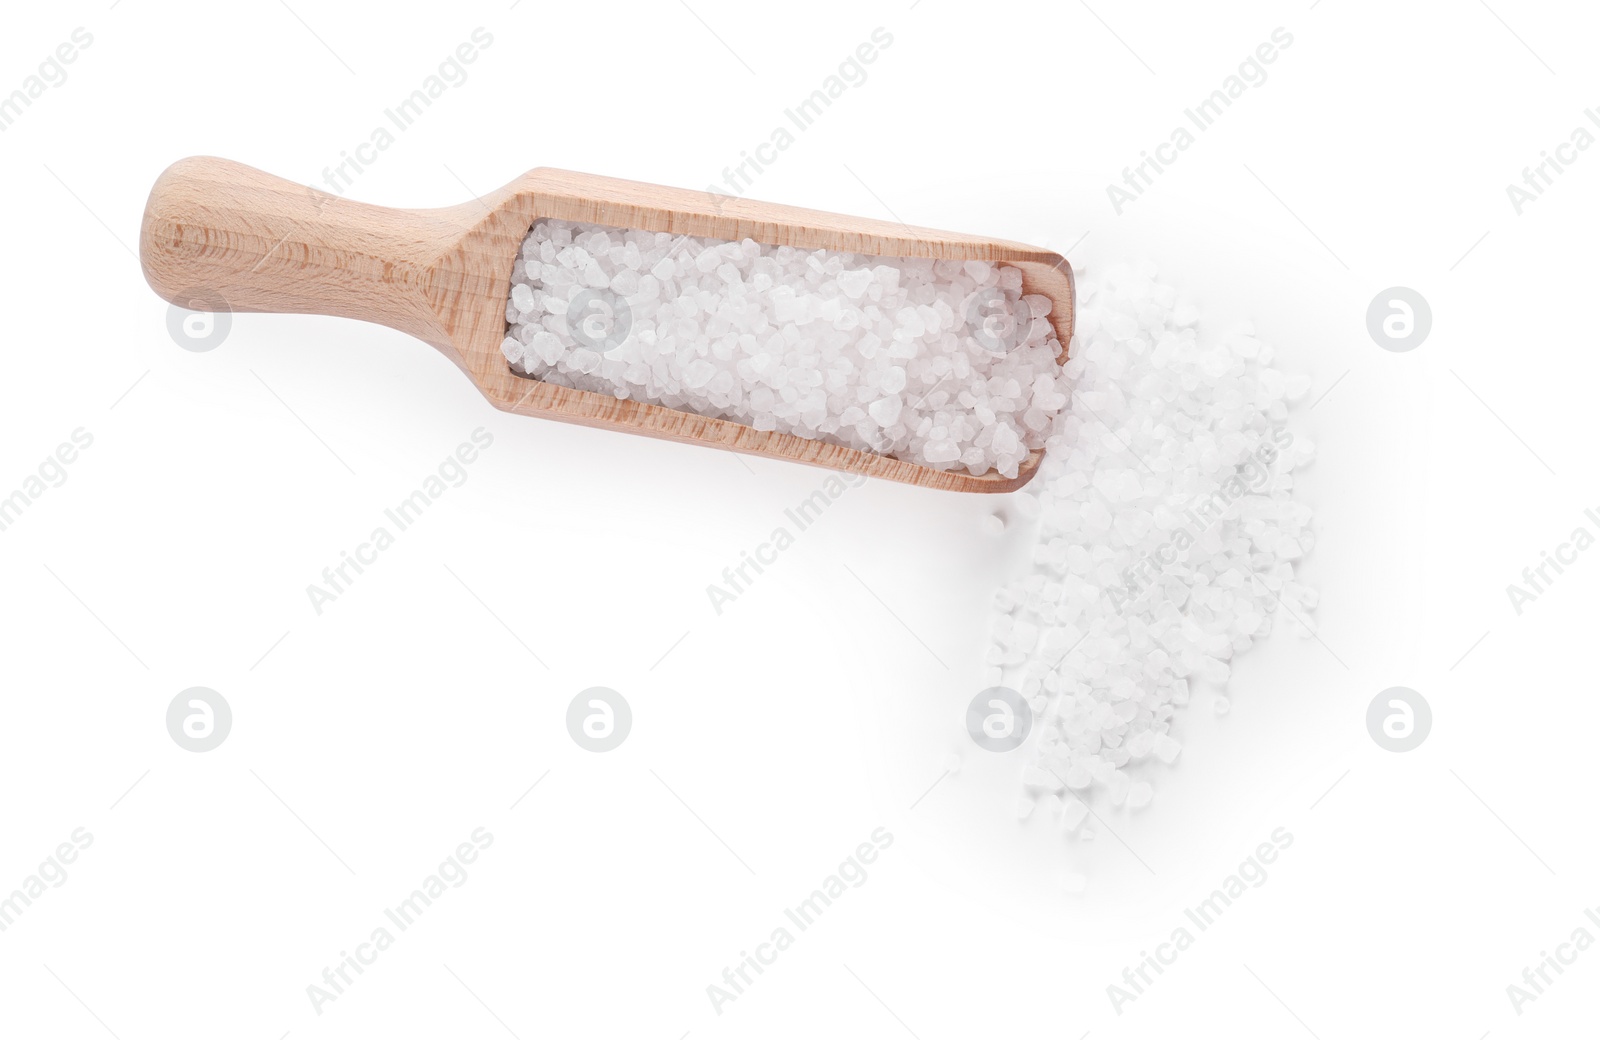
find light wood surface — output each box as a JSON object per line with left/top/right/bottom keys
{"left": 140, "top": 157, "right": 1075, "bottom": 492}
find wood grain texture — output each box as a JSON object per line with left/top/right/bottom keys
{"left": 141, "top": 157, "right": 1075, "bottom": 492}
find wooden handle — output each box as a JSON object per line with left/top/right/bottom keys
{"left": 139, "top": 156, "right": 474, "bottom": 346}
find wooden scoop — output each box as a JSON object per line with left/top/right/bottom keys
{"left": 140, "top": 157, "right": 1074, "bottom": 492}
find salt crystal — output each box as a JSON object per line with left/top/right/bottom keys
{"left": 868, "top": 395, "right": 903, "bottom": 427}
{"left": 1059, "top": 796, "right": 1089, "bottom": 832}
{"left": 530, "top": 331, "right": 565, "bottom": 366}
{"left": 838, "top": 268, "right": 873, "bottom": 299}
{"left": 1108, "top": 770, "right": 1131, "bottom": 806}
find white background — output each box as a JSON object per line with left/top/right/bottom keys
{"left": 1, "top": 0, "right": 1595, "bottom": 1036}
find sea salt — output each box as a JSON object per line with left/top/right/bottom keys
{"left": 501, "top": 219, "right": 1068, "bottom": 477}
{"left": 1059, "top": 795, "right": 1090, "bottom": 833}
{"left": 988, "top": 262, "right": 1315, "bottom": 839}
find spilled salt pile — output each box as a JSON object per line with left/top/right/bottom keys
{"left": 988, "top": 261, "right": 1316, "bottom": 837}
{"left": 500, "top": 219, "right": 1069, "bottom": 478}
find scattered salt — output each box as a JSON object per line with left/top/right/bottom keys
{"left": 984, "top": 262, "right": 1315, "bottom": 841}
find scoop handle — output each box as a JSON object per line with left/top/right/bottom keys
{"left": 139, "top": 156, "right": 466, "bottom": 344}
